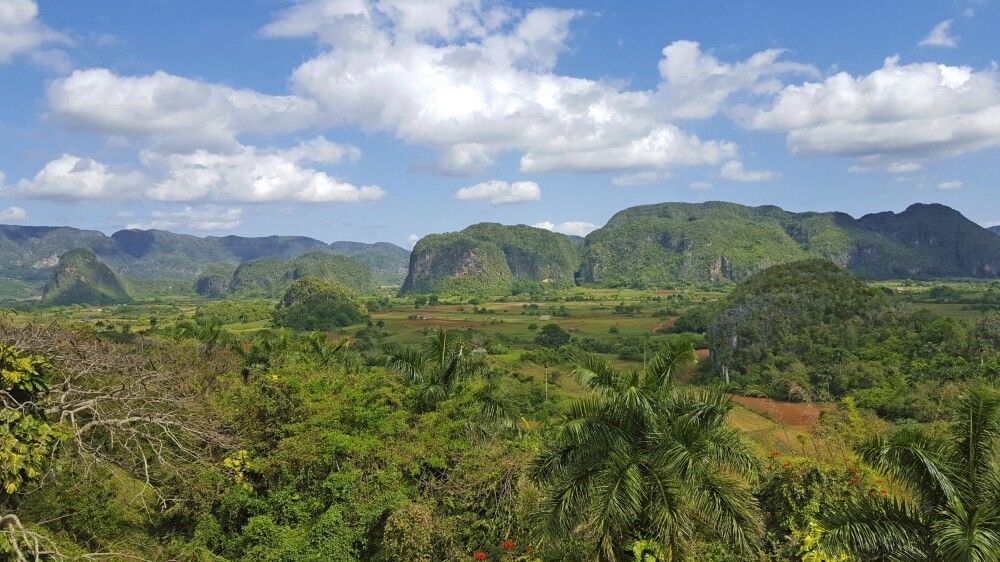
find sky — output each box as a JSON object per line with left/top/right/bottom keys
{"left": 0, "top": 0, "right": 999, "bottom": 247}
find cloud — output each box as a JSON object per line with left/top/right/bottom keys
{"left": 718, "top": 160, "right": 781, "bottom": 182}
{"left": 14, "top": 154, "right": 144, "bottom": 200}
{"left": 612, "top": 171, "right": 671, "bottom": 186}
{"left": 126, "top": 206, "right": 243, "bottom": 231}
{"left": 688, "top": 181, "right": 713, "bottom": 190}
{"left": 0, "top": 0, "right": 68, "bottom": 64}
{"left": 656, "top": 40, "right": 817, "bottom": 119}
{"left": 533, "top": 220, "right": 598, "bottom": 237}
{"left": 849, "top": 158, "right": 924, "bottom": 173}
{"left": 141, "top": 137, "right": 383, "bottom": 203}
{"left": 273, "top": 2, "right": 808, "bottom": 174}
{"left": 49, "top": 69, "right": 320, "bottom": 151}
{"left": 750, "top": 56, "right": 1000, "bottom": 163}
{"left": 937, "top": 179, "right": 964, "bottom": 190}
{"left": 919, "top": 20, "right": 958, "bottom": 48}
{"left": 454, "top": 180, "right": 540, "bottom": 204}
{"left": 0, "top": 206, "right": 27, "bottom": 222}
{"left": 406, "top": 233, "right": 421, "bottom": 247}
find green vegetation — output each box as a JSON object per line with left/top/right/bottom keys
{"left": 578, "top": 201, "right": 1000, "bottom": 287}
{"left": 42, "top": 248, "right": 131, "bottom": 306}
{"left": 705, "top": 260, "right": 1000, "bottom": 422}
{"left": 272, "top": 277, "right": 369, "bottom": 330}
{"left": 821, "top": 388, "right": 1000, "bottom": 560}
{"left": 402, "top": 223, "right": 580, "bottom": 295}
{"left": 230, "top": 252, "right": 375, "bottom": 297}
{"left": 6, "top": 208, "right": 1000, "bottom": 561}
{"left": 329, "top": 241, "right": 411, "bottom": 285}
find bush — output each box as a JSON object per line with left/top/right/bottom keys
{"left": 272, "top": 277, "right": 369, "bottom": 331}
{"left": 534, "top": 323, "right": 570, "bottom": 349}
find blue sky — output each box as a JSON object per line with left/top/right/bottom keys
{"left": 1, "top": 0, "right": 998, "bottom": 246}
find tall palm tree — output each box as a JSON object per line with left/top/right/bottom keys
{"left": 821, "top": 388, "right": 1000, "bottom": 561}
{"left": 386, "top": 329, "right": 486, "bottom": 410}
{"left": 532, "top": 341, "right": 762, "bottom": 561}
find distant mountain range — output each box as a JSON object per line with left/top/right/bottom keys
{"left": 403, "top": 202, "right": 1000, "bottom": 292}
{"left": 4, "top": 201, "right": 1000, "bottom": 300}
{"left": 0, "top": 225, "right": 410, "bottom": 285}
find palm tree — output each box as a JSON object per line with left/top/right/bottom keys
{"left": 386, "top": 328, "right": 492, "bottom": 409}
{"left": 532, "top": 341, "right": 762, "bottom": 561}
{"left": 386, "top": 329, "right": 514, "bottom": 431}
{"left": 820, "top": 387, "right": 1000, "bottom": 561}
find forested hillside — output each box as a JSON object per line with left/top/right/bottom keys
{"left": 401, "top": 223, "right": 580, "bottom": 294}
{"left": 578, "top": 201, "right": 1000, "bottom": 287}
{"left": 0, "top": 225, "right": 408, "bottom": 286}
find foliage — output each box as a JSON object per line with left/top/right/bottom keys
{"left": 42, "top": 248, "right": 131, "bottom": 306}
{"left": 820, "top": 387, "right": 1000, "bottom": 561}
{"left": 232, "top": 252, "right": 374, "bottom": 297}
{"left": 0, "top": 345, "right": 65, "bottom": 495}
{"left": 402, "top": 223, "right": 580, "bottom": 295}
{"left": 272, "top": 277, "right": 370, "bottom": 331}
{"left": 532, "top": 343, "right": 763, "bottom": 560}
{"left": 534, "top": 323, "right": 571, "bottom": 349}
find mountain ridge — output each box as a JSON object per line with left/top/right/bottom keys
{"left": 0, "top": 225, "right": 409, "bottom": 284}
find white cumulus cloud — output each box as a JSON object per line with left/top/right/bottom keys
{"left": 0, "top": 206, "right": 27, "bottom": 222}
{"left": 937, "top": 179, "right": 964, "bottom": 190}
{"left": 719, "top": 160, "right": 781, "bottom": 182}
{"left": 141, "top": 137, "right": 382, "bottom": 203}
{"left": 750, "top": 56, "right": 1000, "bottom": 164}
{"left": 271, "top": 1, "right": 809, "bottom": 174}
{"left": 919, "top": 19, "right": 958, "bottom": 48}
{"left": 454, "top": 180, "right": 540, "bottom": 204}
{"left": 127, "top": 206, "right": 244, "bottom": 231}
{"left": 0, "top": 0, "right": 68, "bottom": 64}
{"left": 49, "top": 69, "right": 320, "bottom": 151}
{"left": 533, "top": 220, "right": 597, "bottom": 237}
{"left": 15, "top": 154, "right": 144, "bottom": 200}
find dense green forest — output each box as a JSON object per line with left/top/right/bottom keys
{"left": 3, "top": 254, "right": 1000, "bottom": 561}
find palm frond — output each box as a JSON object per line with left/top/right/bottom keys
{"left": 820, "top": 494, "right": 929, "bottom": 560}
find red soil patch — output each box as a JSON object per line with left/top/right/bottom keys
{"left": 727, "top": 395, "right": 832, "bottom": 428}
{"left": 651, "top": 318, "right": 676, "bottom": 333}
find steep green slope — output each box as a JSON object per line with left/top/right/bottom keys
{"left": 578, "top": 201, "right": 990, "bottom": 287}
{"left": 42, "top": 248, "right": 131, "bottom": 306}
{"left": 229, "top": 252, "right": 374, "bottom": 297}
{"left": 401, "top": 223, "right": 580, "bottom": 294}
{"left": 858, "top": 203, "right": 1000, "bottom": 277}
{"left": 329, "top": 241, "right": 410, "bottom": 285}
{"left": 0, "top": 225, "right": 117, "bottom": 281}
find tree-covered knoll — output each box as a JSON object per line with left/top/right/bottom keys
{"left": 228, "top": 252, "right": 375, "bottom": 297}
{"left": 705, "top": 259, "right": 1000, "bottom": 420}
{"left": 402, "top": 223, "right": 580, "bottom": 295}
{"left": 272, "top": 277, "right": 369, "bottom": 331}
{"left": 41, "top": 248, "right": 132, "bottom": 306}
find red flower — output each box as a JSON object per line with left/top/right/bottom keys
{"left": 849, "top": 466, "right": 858, "bottom": 473}
{"left": 880, "top": 489, "right": 888, "bottom": 495}
{"left": 875, "top": 479, "right": 882, "bottom": 484}
{"left": 501, "top": 540, "right": 514, "bottom": 550}
{"left": 524, "top": 545, "right": 534, "bottom": 553}
{"left": 770, "top": 451, "right": 781, "bottom": 457}
{"left": 474, "top": 552, "right": 487, "bottom": 561}
{"left": 850, "top": 477, "right": 859, "bottom": 484}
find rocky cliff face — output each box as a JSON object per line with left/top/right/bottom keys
{"left": 401, "top": 223, "right": 580, "bottom": 294}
